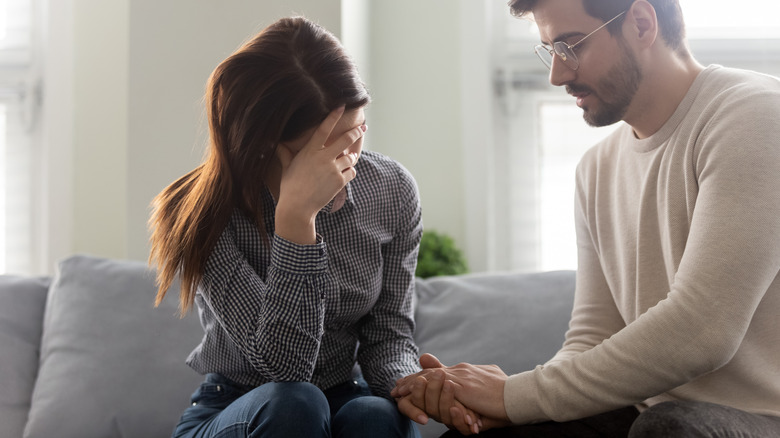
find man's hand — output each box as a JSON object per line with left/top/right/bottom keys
{"left": 394, "top": 378, "right": 483, "bottom": 435}
{"left": 393, "top": 354, "right": 511, "bottom": 425}
{"left": 393, "top": 354, "right": 507, "bottom": 435}
{"left": 393, "top": 354, "right": 446, "bottom": 427}
{"left": 433, "top": 361, "right": 510, "bottom": 421}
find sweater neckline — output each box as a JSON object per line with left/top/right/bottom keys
{"left": 628, "top": 65, "right": 719, "bottom": 153}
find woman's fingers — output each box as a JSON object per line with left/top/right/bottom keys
{"left": 305, "top": 106, "right": 345, "bottom": 152}
{"left": 336, "top": 151, "right": 359, "bottom": 172}
{"left": 304, "top": 106, "right": 364, "bottom": 158}
{"left": 323, "top": 124, "right": 365, "bottom": 160}
{"left": 424, "top": 370, "right": 445, "bottom": 421}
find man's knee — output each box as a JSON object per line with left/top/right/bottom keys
{"left": 629, "top": 401, "right": 713, "bottom": 438}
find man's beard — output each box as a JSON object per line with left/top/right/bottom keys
{"left": 567, "top": 43, "right": 643, "bottom": 127}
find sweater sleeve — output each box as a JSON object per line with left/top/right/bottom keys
{"left": 546, "top": 160, "right": 628, "bottom": 365}
{"left": 504, "top": 86, "right": 780, "bottom": 424}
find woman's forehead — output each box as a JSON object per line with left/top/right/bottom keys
{"left": 332, "top": 107, "right": 366, "bottom": 132}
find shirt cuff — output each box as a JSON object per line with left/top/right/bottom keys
{"left": 271, "top": 233, "right": 328, "bottom": 274}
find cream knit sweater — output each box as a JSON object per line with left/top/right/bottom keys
{"left": 504, "top": 65, "right": 780, "bottom": 424}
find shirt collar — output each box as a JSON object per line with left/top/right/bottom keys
{"left": 320, "top": 181, "right": 355, "bottom": 214}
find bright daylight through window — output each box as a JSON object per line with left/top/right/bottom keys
{"left": 498, "top": 0, "right": 780, "bottom": 272}
{"left": 0, "top": 0, "right": 37, "bottom": 275}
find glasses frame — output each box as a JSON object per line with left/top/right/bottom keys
{"left": 534, "top": 10, "right": 627, "bottom": 71}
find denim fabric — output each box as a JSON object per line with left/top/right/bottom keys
{"left": 172, "top": 373, "right": 420, "bottom": 438}
{"left": 443, "top": 401, "right": 780, "bottom": 438}
{"left": 442, "top": 406, "right": 640, "bottom": 437}
{"left": 628, "top": 401, "right": 780, "bottom": 438}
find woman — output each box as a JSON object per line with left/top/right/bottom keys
{"left": 149, "top": 16, "right": 422, "bottom": 438}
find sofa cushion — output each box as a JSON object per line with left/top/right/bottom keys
{"left": 0, "top": 275, "right": 50, "bottom": 438}
{"left": 414, "top": 270, "right": 575, "bottom": 374}
{"left": 24, "top": 255, "right": 204, "bottom": 438}
{"left": 413, "top": 270, "right": 575, "bottom": 438}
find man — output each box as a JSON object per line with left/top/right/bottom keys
{"left": 392, "top": 0, "right": 780, "bottom": 436}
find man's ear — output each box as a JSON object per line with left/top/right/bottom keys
{"left": 626, "top": 0, "right": 658, "bottom": 48}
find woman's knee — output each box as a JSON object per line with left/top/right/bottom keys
{"left": 245, "top": 381, "right": 331, "bottom": 436}
{"left": 343, "top": 396, "right": 400, "bottom": 417}
{"left": 253, "top": 381, "right": 329, "bottom": 417}
{"left": 333, "top": 396, "right": 417, "bottom": 438}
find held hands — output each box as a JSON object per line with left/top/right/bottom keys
{"left": 275, "top": 106, "right": 365, "bottom": 244}
{"left": 392, "top": 354, "right": 513, "bottom": 435}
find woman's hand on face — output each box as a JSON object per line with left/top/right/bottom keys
{"left": 274, "top": 106, "right": 365, "bottom": 244}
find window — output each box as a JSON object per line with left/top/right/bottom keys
{"left": 0, "top": 0, "right": 41, "bottom": 274}
{"left": 538, "top": 103, "right": 618, "bottom": 271}
{"left": 488, "top": 0, "right": 780, "bottom": 273}
{"left": 682, "top": 2, "right": 780, "bottom": 39}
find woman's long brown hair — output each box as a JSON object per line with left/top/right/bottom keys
{"left": 149, "top": 17, "right": 370, "bottom": 315}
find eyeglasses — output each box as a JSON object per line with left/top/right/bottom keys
{"left": 534, "top": 10, "right": 627, "bottom": 71}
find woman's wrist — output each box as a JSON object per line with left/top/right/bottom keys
{"left": 274, "top": 203, "right": 317, "bottom": 245}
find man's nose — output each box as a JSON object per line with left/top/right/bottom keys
{"left": 549, "top": 55, "right": 576, "bottom": 87}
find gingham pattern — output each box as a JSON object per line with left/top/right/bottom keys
{"left": 186, "top": 151, "right": 423, "bottom": 398}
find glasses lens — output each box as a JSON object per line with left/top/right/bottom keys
{"left": 534, "top": 45, "right": 553, "bottom": 69}
{"left": 553, "top": 42, "right": 579, "bottom": 70}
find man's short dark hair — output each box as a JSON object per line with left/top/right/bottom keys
{"left": 508, "top": 0, "right": 687, "bottom": 56}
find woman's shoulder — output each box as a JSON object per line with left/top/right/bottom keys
{"left": 355, "top": 150, "right": 418, "bottom": 188}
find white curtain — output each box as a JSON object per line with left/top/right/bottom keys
{"left": 0, "top": 0, "right": 41, "bottom": 274}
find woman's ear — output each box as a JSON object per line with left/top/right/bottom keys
{"left": 626, "top": 0, "right": 658, "bottom": 48}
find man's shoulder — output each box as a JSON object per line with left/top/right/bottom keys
{"left": 690, "top": 65, "right": 780, "bottom": 131}
{"left": 698, "top": 65, "right": 780, "bottom": 100}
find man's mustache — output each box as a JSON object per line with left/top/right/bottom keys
{"left": 566, "top": 84, "right": 594, "bottom": 96}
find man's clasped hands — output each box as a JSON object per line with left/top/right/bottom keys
{"left": 391, "top": 353, "right": 514, "bottom": 435}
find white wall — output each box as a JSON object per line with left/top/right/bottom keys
{"left": 357, "top": 1, "right": 495, "bottom": 272}
{"left": 360, "top": 0, "right": 467, "bottom": 266}
{"left": 125, "top": 1, "right": 342, "bottom": 261}
{"left": 44, "top": 0, "right": 342, "bottom": 270}
{"left": 72, "top": 0, "right": 130, "bottom": 260}
{"left": 44, "top": 0, "right": 494, "bottom": 273}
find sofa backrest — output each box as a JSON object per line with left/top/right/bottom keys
{"left": 414, "top": 270, "right": 576, "bottom": 375}
{"left": 0, "top": 275, "right": 50, "bottom": 438}
{"left": 0, "top": 255, "right": 576, "bottom": 438}
{"left": 1, "top": 255, "right": 204, "bottom": 438}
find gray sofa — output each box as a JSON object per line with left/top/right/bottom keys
{"left": 0, "top": 254, "right": 575, "bottom": 438}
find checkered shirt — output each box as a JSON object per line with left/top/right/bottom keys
{"left": 185, "top": 150, "right": 423, "bottom": 398}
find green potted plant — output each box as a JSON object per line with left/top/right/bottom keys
{"left": 415, "top": 230, "right": 469, "bottom": 278}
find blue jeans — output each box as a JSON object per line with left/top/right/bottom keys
{"left": 172, "top": 373, "right": 420, "bottom": 438}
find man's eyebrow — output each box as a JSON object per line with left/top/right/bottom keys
{"left": 541, "top": 31, "right": 585, "bottom": 46}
